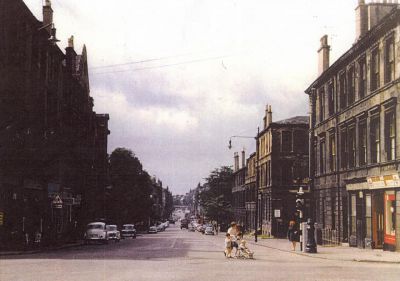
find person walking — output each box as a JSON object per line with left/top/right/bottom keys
{"left": 287, "top": 220, "right": 299, "bottom": 251}
{"left": 227, "top": 222, "right": 239, "bottom": 257}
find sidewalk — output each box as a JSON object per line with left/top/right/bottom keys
{"left": 246, "top": 236, "right": 400, "bottom": 264}
{"left": 0, "top": 241, "right": 83, "bottom": 257}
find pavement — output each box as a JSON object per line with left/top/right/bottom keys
{"left": 0, "top": 241, "right": 84, "bottom": 256}
{"left": 244, "top": 235, "right": 400, "bottom": 264}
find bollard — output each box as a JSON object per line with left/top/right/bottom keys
{"left": 305, "top": 218, "right": 317, "bottom": 253}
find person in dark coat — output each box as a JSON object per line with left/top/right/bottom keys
{"left": 287, "top": 220, "right": 299, "bottom": 251}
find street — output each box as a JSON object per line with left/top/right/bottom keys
{"left": 1, "top": 224, "right": 400, "bottom": 281}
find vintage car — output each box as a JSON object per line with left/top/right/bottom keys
{"left": 106, "top": 224, "right": 121, "bottom": 242}
{"left": 84, "top": 222, "right": 108, "bottom": 244}
{"left": 121, "top": 224, "right": 137, "bottom": 239}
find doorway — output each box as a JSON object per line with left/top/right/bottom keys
{"left": 372, "top": 192, "right": 384, "bottom": 249}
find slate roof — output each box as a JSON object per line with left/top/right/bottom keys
{"left": 275, "top": 116, "right": 309, "bottom": 125}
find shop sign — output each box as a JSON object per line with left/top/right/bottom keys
{"left": 367, "top": 174, "right": 400, "bottom": 190}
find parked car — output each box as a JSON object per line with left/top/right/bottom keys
{"left": 121, "top": 224, "right": 137, "bottom": 239}
{"left": 180, "top": 219, "right": 189, "bottom": 229}
{"left": 204, "top": 226, "right": 214, "bottom": 235}
{"left": 148, "top": 226, "right": 158, "bottom": 234}
{"left": 188, "top": 224, "right": 195, "bottom": 232}
{"left": 156, "top": 223, "right": 165, "bottom": 232}
{"left": 106, "top": 224, "right": 121, "bottom": 242}
{"left": 84, "top": 222, "right": 108, "bottom": 244}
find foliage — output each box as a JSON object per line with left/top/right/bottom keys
{"left": 198, "top": 166, "right": 233, "bottom": 224}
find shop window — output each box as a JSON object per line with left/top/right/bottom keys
{"left": 347, "top": 67, "right": 355, "bottom": 105}
{"left": 385, "top": 36, "right": 394, "bottom": 84}
{"left": 370, "top": 48, "right": 380, "bottom": 91}
{"left": 351, "top": 194, "right": 356, "bottom": 236}
{"left": 385, "top": 192, "right": 396, "bottom": 237}
{"left": 370, "top": 117, "right": 380, "bottom": 163}
{"left": 358, "top": 58, "right": 367, "bottom": 99}
{"left": 329, "top": 132, "right": 336, "bottom": 172}
{"left": 328, "top": 82, "right": 335, "bottom": 116}
{"left": 385, "top": 111, "right": 396, "bottom": 161}
{"left": 365, "top": 194, "right": 372, "bottom": 239}
{"left": 358, "top": 121, "right": 367, "bottom": 166}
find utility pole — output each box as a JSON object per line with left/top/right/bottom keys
{"left": 255, "top": 127, "right": 260, "bottom": 242}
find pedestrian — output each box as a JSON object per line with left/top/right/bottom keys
{"left": 287, "top": 220, "right": 299, "bottom": 251}
{"left": 227, "top": 222, "right": 239, "bottom": 257}
{"left": 224, "top": 233, "right": 232, "bottom": 258}
{"left": 237, "top": 232, "right": 253, "bottom": 258}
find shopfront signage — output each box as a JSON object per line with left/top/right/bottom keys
{"left": 367, "top": 174, "right": 400, "bottom": 190}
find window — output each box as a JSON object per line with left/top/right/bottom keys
{"left": 385, "top": 37, "right": 394, "bottom": 83}
{"left": 358, "top": 58, "right": 367, "bottom": 99}
{"left": 329, "top": 132, "right": 336, "bottom": 172}
{"left": 328, "top": 82, "right": 335, "bottom": 116}
{"left": 293, "top": 130, "right": 307, "bottom": 153}
{"left": 358, "top": 121, "right": 367, "bottom": 166}
{"left": 370, "top": 48, "right": 380, "bottom": 91}
{"left": 339, "top": 73, "right": 346, "bottom": 110}
{"left": 319, "top": 139, "right": 326, "bottom": 174}
{"left": 370, "top": 116, "right": 380, "bottom": 163}
{"left": 347, "top": 67, "right": 355, "bottom": 105}
{"left": 340, "top": 128, "right": 347, "bottom": 169}
{"left": 385, "top": 111, "right": 396, "bottom": 161}
{"left": 281, "top": 131, "right": 292, "bottom": 152}
{"left": 319, "top": 87, "right": 325, "bottom": 122}
{"left": 348, "top": 126, "right": 356, "bottom": 168}
{"left": 385, "top": 191, "right": 396, "bottom": 237}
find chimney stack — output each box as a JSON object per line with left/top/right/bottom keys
{"left": 355, "top": 0, "right": 368, "bottom": 40}
{"left": 43, "top": 0, "right": 53, "bottom": 34}
{"left": 241, "top": 150, "right": 246, "bottom": 169}
{"left": 266, "top": 105, "right": 272, "bottom": 127}
{"left": 318, "top": 35, "right": 330, "bottom": 75}
{"left": 234, "top": 152, "right": 239, "bottom": 172}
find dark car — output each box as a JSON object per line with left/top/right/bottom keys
{"left": 180, "top": 219, "right": 189, "bottom": 229}
{"left": 121, "top": 224, "right": 136, "bottom": 239}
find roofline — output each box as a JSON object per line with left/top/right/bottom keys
{"left": 305, "top": 6, "right": 400, "bottom": 94}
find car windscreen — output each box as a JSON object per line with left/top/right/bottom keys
{"left": 87, "top": 224, "right": 104, "bottom": 229}
{"left": 123, "top": 226, "right": 134, "bottom": 230}
{"left": 106, "top": 226, "right": 117, "bottom": 231}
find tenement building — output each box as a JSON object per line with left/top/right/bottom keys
{"left": 0, "top": 0, "right": 109, "bottom": 246}
{"left": 244, "top": 152, "right": 257, "bottom": 232}
{"left": 232, "top": 151, "right": 246, "bottom": 228}
{"left": 256, "top": 105, "right": 309, "bottom": 237}
{"left": 306, "top": 1, "right": 400, "bottom": 250}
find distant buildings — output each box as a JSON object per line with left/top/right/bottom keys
{"left": 306, "top": 0, "right": 400, "bottom": 251}
{"left": 0, "top": 0, "right": 109, "bottom": 245}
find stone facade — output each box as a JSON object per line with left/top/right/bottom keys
{"left": 306, "top": 2, "right": 400, "bottom": 250}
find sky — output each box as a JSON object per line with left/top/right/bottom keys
{"left": 24, "top": 0, "right": 359, "bottom": 195}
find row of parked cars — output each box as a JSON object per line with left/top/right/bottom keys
{"left": 84, "top": 222, "right": 136, "bottom": 244}
{"left": 148, "top": 220, "right": 171, "bottom": 234}
{"left": 181, "top": 219, "right": 215, "bottom": 235}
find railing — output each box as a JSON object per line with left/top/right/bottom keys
{"left": 321, "top": 228, "right": 340, "bottom": 246}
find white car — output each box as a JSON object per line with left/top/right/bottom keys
{"left": 106, "top": 225, "right": 121, "bottom": 242}
{"left": 84, "top": 222, "right": 108, "bottom": 244}
{"left": 148, "top": 226, "right": 158, "bottom": 234}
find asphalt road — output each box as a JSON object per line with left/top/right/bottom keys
{"left": 1, "top": 224, "right": 400, "bottom": 281}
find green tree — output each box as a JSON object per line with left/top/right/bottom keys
{"left": 199, "top": 166, "right": 233, "bottom": 225}
{"left": 108, "top": 148, "right": 153, "bottom": 225}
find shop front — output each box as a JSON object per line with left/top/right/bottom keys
{"left": 347, "top": 174, "right": 399, "bottom": 251}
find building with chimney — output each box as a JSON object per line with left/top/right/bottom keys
{"left": 0, "top": 0, "right": 110, "bottom": 246}
{"left": 256, "top": 105, "right": 309, "bottom": 237}
{"left": 232, "top": 151, "right": 247, "bottom": 228}
{"left": 306, "top": 1, "right": 400, "bottom": 251}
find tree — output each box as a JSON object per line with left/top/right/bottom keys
{"left": 199, "top": 166, "right": 233, "bottom": 226}
{"left": 108, "top": 148, "right": 153, "bottom": 225}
